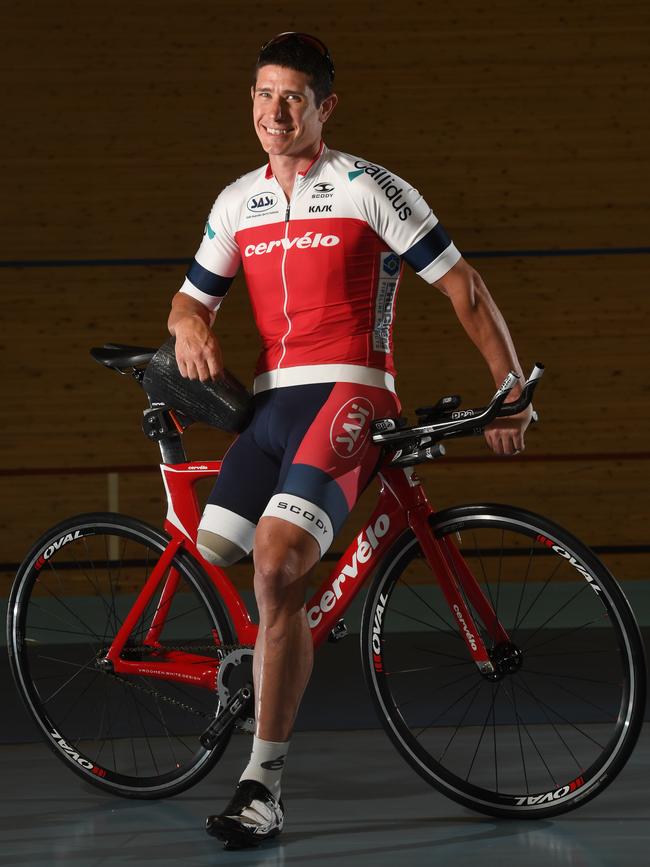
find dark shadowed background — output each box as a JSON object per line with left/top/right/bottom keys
{"left": 2, "top": 0, "right": 648, "bottom": 612}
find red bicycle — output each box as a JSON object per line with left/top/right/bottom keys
{"left": 7, "top": 347, "right": 646, "bottom": 818}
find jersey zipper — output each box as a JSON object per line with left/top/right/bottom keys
{"left": 277, "top": 197, "right": 292, "bottom": 377}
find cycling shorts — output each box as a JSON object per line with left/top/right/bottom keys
{"left": 198, "top": 381, "right": 400, "bottom": 556}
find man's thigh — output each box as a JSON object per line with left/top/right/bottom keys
{"left": 262, "top": 382, "right": 400, "bottom": 555}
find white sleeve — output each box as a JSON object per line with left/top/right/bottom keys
{"left": 350, "top": 163, "right": 461, "bottom": 283}
{"left": 179, "top": 188, "right": 242, "bottom": 312}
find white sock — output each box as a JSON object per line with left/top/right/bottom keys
{"left": 239, "top": 736, "right": 289, "bottom": 800}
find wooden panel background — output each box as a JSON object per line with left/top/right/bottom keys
{"left": 1, "top": 0, "right": 648, "bottom": 589}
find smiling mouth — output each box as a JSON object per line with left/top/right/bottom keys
{"left": 263, "top": 126, "right": 294, "bottom": 136}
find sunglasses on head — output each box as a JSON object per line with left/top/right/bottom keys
{"left": 258, "top": 32, "right": 335, "bottom": 82}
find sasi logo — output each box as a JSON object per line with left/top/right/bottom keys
{"left": 247, "top": 192, "right": 278, "bottom": 213}
{"left": 330, "top": 397, "right": 375, "bottom": 458}
{"left": 308, "top": 515, "right": 391, "bottom": 627}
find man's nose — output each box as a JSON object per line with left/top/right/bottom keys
{"left": 269, "top": 97, "right": 286, "bottom": 120}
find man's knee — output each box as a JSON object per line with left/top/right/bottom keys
{"left": 196, "top": 529, "right": 247, "bottom": 568}
{"left": 253, "top": 518, "right": 320, "bottom": 613}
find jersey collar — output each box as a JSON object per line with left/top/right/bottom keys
{"left": 264, "top": 141, "right": 327, "bottom": 181}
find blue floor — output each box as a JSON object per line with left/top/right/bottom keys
{"left": 0, "top": 726, "right": 648, "bottom": 867}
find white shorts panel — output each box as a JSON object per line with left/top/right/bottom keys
{"left": 198, "top": 504, "right": 256, "bottom": 554}
{"left": 262, "top": 493, "right": 334, "bottom": 557}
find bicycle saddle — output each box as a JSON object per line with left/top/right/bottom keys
{"left": 91, "top": 344, "right": 157, "bottom": 370}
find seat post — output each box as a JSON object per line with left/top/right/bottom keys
{"left": 142, "top": 397, "right": 189, "bottom": 464}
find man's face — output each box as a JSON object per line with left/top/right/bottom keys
{"left": 252, "top": 65, "right": 336, "bottom": 159}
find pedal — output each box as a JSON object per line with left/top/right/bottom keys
{"left": 328, "top": 619, "right": 348, "bottom": 643}
{"left": 200, "top": 683, "right": 253, "bottom": 749}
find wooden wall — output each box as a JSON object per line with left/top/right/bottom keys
{"left": 1, "top": 0, "right": 648, "bottom": 591}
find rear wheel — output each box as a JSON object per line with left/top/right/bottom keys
{"left": 7, "top": 513, "right": 236, "bottom": 798}
{"left": 361, "top": 504, "right": 646, "bottom": 818}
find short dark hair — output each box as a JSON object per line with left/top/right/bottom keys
{"left": 254, "top": 33, "right": 334, "bottom": 107}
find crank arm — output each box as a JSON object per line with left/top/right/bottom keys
{"left": 199, "top": 682, "right": 253, "bottom": 750}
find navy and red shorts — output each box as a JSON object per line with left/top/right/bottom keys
{"left": 198, "top": 381, "right": 400, "bottom": 556}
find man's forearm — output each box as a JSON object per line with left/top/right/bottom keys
{"left": 436, "top": 260, "right": 525, "bottom": 394}
{"left": 168, "top": 291, "right": 212, "bottom": 336}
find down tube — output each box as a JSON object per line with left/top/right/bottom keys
{"left": 307, "top": 495, "right": 408, "bottom": 649}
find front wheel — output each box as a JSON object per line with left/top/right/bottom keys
{"left": 7, "top": 513, "right": 236, "bottom": 799}
{"left": 361, "top": 504, "right": 646, "bottom": 818}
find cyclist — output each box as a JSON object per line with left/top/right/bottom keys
{"left": 168, "top": 32, "right": 532, "bottom": 848}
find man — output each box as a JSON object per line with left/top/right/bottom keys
{"left": 168, "top": 32, "right": 531, "bottom": 849}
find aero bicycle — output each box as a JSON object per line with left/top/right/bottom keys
{"left": 7, "top": 346, "right": 646, "bottom": 819}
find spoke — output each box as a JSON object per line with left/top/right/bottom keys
{"left": 437, "top": 682, "right": 483, "bottom": 763}
{"left": 387, "top": 663, "right": 465, "bottom": 677}
{"left": 502, "top": 680, "right": 560, "bottom": 789}
{"left": 523, "top": 668, "right": 620, "bottom": 687}
{"left": 514, "top": 675, "right": 607, "bottom": 749}
{"left": 522, "top": 614, "right": 609, "bottom": 655}
{"left": 512, "top": 678, "right": 585, "bottom": 775}
{"left": 67, "top": 537, "right": 117, "bottom": 628}
{"left": 400, "top": 578, "right": 458, "bottom": 635}
{"left": 492, "top": 683, "right": 498, "bottom": 794}
{"left": 520, "top": 584, "right": 591, "bottom": 648}
{"left": 494, "top": 529, "right": 504, "bottom": 632}
{"left": 38, "top": 651, "right": 101, "bottom": 705}
{"left": 115, "top": 679, "right": 199, "bottom": 754}
{"left": 465, "top": 680, "right": 503, "bottom": 782}
{"left": 98, "top": 534, "right": 121, "bottom": 644}
{"left": 523, "top": 670, "right": 621, "bottom": 719}
{"left": 66, "top": 671, "right": 108, "bottom": 746}
{"left": 512, "top": 543, "right": 536, "bottom": 632}
{"left": 24, "top": 623, "right": 102, "bottom": 640}
{"left": 470, "top": 528, "right": 498, "bottom": 616}
{"left": 154, "top": 691, "right": 182, "bottom": 770}
{"left": 385, "top": 606, "right": 463, "bottom": 641}
{"left": 510, "top": 683, "right": 529, "bottom": 793}
{"left": 412, "top": 673, "right": 484, "bottom": 736}
{"left": 414, "top": 644, "right": 472, "bottom": 664}
{"left": 515, "top": 555, "right": 564, "bottom": 631}
{"left": 29, "top": 589, "right": 103, "bottom": 644}
{"left": 129, "top": 684, "right": 159, "bottom": 776}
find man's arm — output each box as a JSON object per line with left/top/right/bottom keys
{"left": 433, "top": 257, "right": 532, "bottom": 456}
{"left": 168, "top": 292, "right": 223, "bottom": 382}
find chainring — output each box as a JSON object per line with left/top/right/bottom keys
{"left": 216, "top": 647, "right": 255, "bottom": 733}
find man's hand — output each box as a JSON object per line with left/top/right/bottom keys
{"left": 484, "top": 404, "right": 533, "bottom": 456}
{"left": 168, "top": 292, "right": 223, "bottom": 382}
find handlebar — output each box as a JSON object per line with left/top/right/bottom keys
{"left": 371, "top": 363, "right": 544, "bottom": 466}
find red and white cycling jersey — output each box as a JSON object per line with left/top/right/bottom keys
{"left": 180, "top": 143, "right": 461, "bottom": 393}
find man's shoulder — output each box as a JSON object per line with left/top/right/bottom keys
{"left": 215, "top": 163, "right": 269, "bottom": 205}
{"left": 324, "top": 148, "right": 414, "bottom": 195}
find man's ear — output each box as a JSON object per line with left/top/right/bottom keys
{"left": 319, "top": 92, "right": 338, "bottom": 123}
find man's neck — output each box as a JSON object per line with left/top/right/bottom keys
{"left": 269, "top": 142, "right": 322, "bottom": 200}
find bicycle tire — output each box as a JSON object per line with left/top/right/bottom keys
{"left": 7, "top": 512, "right": 237, "bottom": 799}
{"left": 361, "top": 504, "right": 646, "bottom": 818}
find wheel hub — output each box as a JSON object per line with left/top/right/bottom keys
{"left": 483, "top": 641, "right": 523, "bottom": 681}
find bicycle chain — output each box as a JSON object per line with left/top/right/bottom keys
{"left": 97, "top": 643, "right": 253, "bottom": 721}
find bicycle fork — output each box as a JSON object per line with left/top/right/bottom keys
{"left": 408, "top": 506, "right": 511, "bottom": 678}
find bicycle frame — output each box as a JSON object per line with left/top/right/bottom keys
{"left": 105, "top": 458, "right": 507, "bottom": 686}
